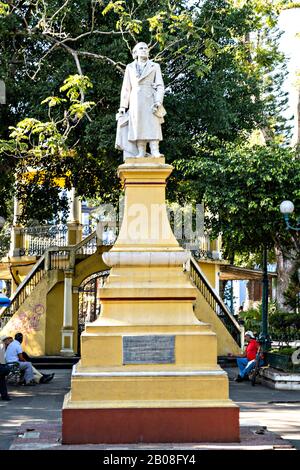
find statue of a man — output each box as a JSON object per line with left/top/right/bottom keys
{"left": 116, "top": 42, "right": 166, "bottom": 159}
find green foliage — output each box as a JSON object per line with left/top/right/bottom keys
{"left": 270, "top": 347, "right": 298, "bottom": 355}
{"left": 0, "top": 2, "right": 9, "bottom": 16}
{"left": 0, "top": 153, "right": 14, "bottom": 219}
{"left": 240, "top": 305, "right": 263, "bottom": 335}
{"left": 0, "top": 221, "right": 11, "bottom": 259}
{"left": 241, "top": 301, "right": 300, "bottom": 344}
{"left": 234, "top": 250, "right": 277, "bottom": 269}
{"left": 283, "top": 2, "right": 300, "bottom": 9}
{"left": 269, "top": 310, "right": 300, "bottom": 345}
{"left": 0, "top": 0, "right": 293, "bottom": 225}
{"left": 59, "top": 75, "right": 93, "bottom": 101}
{"left": 175, "top": 141, "right": 300, "bottom": 258}
{"left": 3, "top": 74, "right": 94, "bottom": 160}
{"left": 284, "top": 261, "right": 300, "bottom": 311}
{"left": 0, "top": 74, "right": 96, "bottom": 221}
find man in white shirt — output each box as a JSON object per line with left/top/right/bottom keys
{"left": 5, "top": 333, "right": 54, "bottom": 385}
{"left": 5, "top": 335, "right": 35, "bottom": 385}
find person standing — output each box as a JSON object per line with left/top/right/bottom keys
{"left": 0, "top": 336, "right": 11, "bottom": 400}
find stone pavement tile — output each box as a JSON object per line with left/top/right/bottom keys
{"left": 10, "top": 421, "right": 62, "bottom": 450}
{"left": 0, "top": 369, "right": 71, "bottom": 450}
{"left": 9, "top": 421, "right": 295, "bottom": 450}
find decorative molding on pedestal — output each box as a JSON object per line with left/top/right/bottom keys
{"left": 103, "top": 251, "right": 188, "bottom": 267}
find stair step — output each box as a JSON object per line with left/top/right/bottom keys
{"left": 32, "top": 356, "right": 235, "bottom": 369}
{"left": 217, "top": 356, "right": 237, "bottom": 368}
{"left": 30, "top": 356, "right": 79, "bottom": 369}
{"left": 29, "top": 358, "right": 236, "bottom": 370}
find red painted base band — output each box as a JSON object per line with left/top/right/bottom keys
{"left": 62, "top": 407, "right": 240, "bottom": 444}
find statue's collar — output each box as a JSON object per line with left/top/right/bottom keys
{"left": 130, "top": 60, "right": 154, "bottom": 80}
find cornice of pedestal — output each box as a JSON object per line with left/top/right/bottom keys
{"left": 121, "top": 156, "right": 166, "bottom": 165}
{"left": 103, "top": 250, "right": 189, "bottom": 267}
{"left": 117, "top": 158, "right": 173, "bottom": 184}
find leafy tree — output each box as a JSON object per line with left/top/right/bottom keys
{"left": 176, "top": 140, "right": 300, "bottom": 308}
{"left": 284, "top": 259, "right": 300, "bottom": 311}
{"left": 0, "top": 0, "right": 292, "bottom": 220}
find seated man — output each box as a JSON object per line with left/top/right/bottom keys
{"left": 5, "top": 333, "right": 54, "bottom": 385}
{"left": 229, "top": 331, "right": 260, "bottom": 382}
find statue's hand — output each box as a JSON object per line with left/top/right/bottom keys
{"left": 151, "top": 102, "right": 161, "bottom": 113}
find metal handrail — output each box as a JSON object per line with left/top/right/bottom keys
{"left": 75, "top": 230, "right": 98, "bottom": 255}
{"left": 0, "top": 254, "right": 46, "bottom": 326}
{"left": 19, "top": 224, "right": 68, "bottom": 256}
{"left": 190, "top": 255, "right": 242, "bottom": 346}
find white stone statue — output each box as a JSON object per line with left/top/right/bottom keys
{"left": 116, "top": 42, "right": 166, "bottom": 159}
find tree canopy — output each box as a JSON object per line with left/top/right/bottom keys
{"left": 0, "top": 0, "right": 293, "bottom": 222}
{"left": 176, "top": 140, "right": 299, "bottom": 257}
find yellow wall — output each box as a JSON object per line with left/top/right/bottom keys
{"left": 45, "top": 280, "right": 64, "bottom": 355}
{"left": 199, "top": 262, "right": 217, "bottom": 290}
{"left": 194, "top": 261, "right": 241, "bottom": 355}
{"left": 73, "top": 247, "right": 110, "bottom": 287}
{"left": 193, "top": 285, "right": 241, "bottom": 355}
{"left": 0, "top": 278, "right": 47, "bottom": 356}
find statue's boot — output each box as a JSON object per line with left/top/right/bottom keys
{"left": 150, "top": 140, "right": 162, "bottom": 158}
{"left": 136, "top": 141, "right": 147, "bottom": 158}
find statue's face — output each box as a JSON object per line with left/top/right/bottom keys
{"left": 135, "top": 43, "right": 149, "bottom": 60}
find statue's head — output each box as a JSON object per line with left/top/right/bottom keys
{"left": 132, "top": 42, "right": 149, "bottom": 60}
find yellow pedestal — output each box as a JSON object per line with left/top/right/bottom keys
{"left": 62, "top": 158, "right": 239, "bottom": 444}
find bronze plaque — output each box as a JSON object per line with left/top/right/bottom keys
{"left": 123, "top": 335, "right": 175, "bottom": 364}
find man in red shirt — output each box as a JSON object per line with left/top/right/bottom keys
{"left": 232, "top": 331, "right": 259, "bottom": 382}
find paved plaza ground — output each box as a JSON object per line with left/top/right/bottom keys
{"left": 1, "top": 367, "right": 300, "bottom": 451}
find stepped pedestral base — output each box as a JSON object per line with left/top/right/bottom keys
{"left": 62, "top": 157, "right": 240, "bottom": 444}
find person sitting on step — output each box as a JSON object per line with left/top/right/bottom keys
{"left": 228, "top": 331, "right": 259, "bottom": 382}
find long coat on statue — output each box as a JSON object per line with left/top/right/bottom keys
{"left": 117, "top": 60, "right": 165, "bottom": 145}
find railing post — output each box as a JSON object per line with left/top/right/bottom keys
{"left": 9, "top": 196, "right": 24, "bottom": 258}
{"left": 184, "top": 251, "right": 191, "bottom": 272}
{"left": 61, "top": 269, "right": 75, "bottom": 356}
{"left": 44, "top": 250, "right": 50, "bottom": 271}
{"left": 69, "top": 250, "right": 76, "bottom": 270}
{"left": 240, "top": 324, "right": 245, "bottom": 351}
{"left": 67, "top": 188, "right": 82, "bottom": 245}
